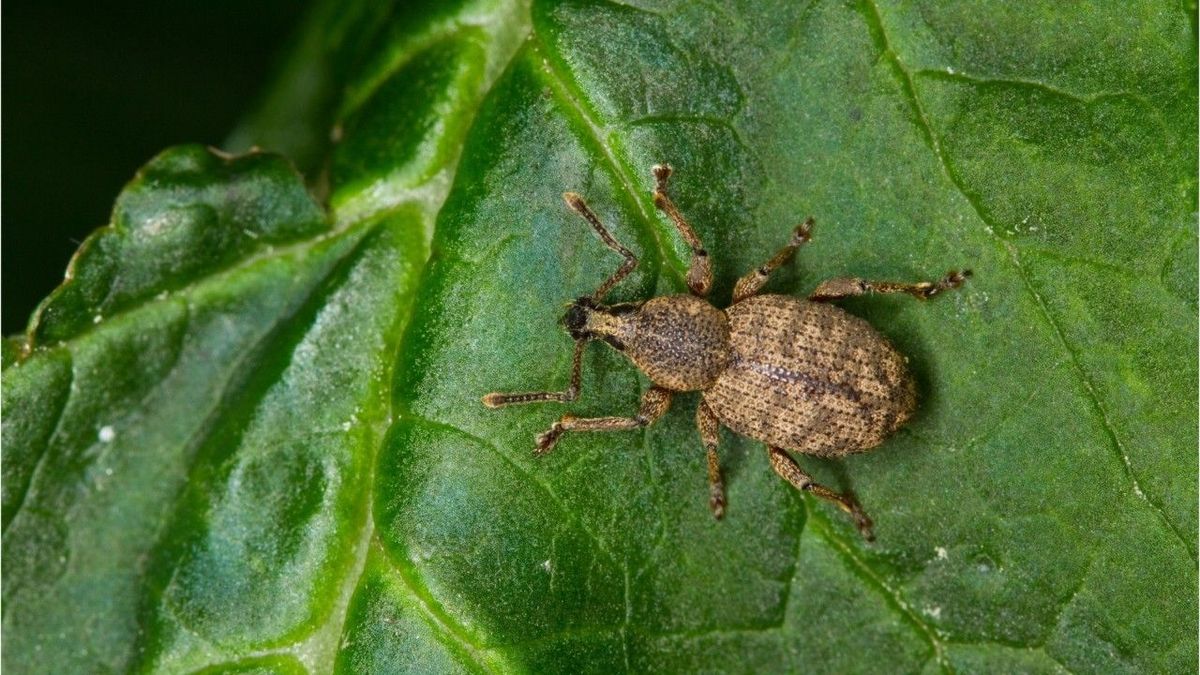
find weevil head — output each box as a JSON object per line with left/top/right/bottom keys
{"left": 561, "top": 297, "right": 639, "bottom": 348}
{"left": 562, "top": 297, "right": 596, "bottom": 339}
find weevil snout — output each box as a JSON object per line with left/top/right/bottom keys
{"left": 562, "top": 297, "right": 638, "bottom": 350}
{"left": 562, "top": 297, "right": 596, "bottom": 339}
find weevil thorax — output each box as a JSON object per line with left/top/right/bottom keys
{"left": 563, "top": 294, "right": 731, "bottom": 391}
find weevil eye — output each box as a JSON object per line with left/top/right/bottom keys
{"left": 562, "top": 298, "right": 592, "bottom": 337}
{"left": 563, "top": 305, "right": 586, "bottom": 331}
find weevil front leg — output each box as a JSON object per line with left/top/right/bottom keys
{"left": 535, "top": 387, "right": 672, "bottom": 456}
{"left": 767, "top": 446, "right": 875, "bottom": 541}
{"left": 732, "top": 218, "right": 814, "bottom": 302}
{"left": 809, "top": 269, "right": 971, "bottom": 302}
{"left": 483, "top": 339, "right": 588, "bottom": 408}
{"left": 696, "top": 402, "right": 727, "bottom": 519}
{"left": 652, "top": 164, "right": 712, "bottom": 296}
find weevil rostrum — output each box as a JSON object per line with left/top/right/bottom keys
{"left": 483, "top": 165, "right": 969, "bottom": 540}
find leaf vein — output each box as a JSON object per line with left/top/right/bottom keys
{"left": 372, "top": 533, "right": 501, "bottom": 674}
{"left": 528, "top": 36, "right": 681, "bottom": 288}
{"left": 807, "top": 506, "right": 949, "bottom": 673}
{"left": 1, "top": 351, "right": 73, "bottom": 539}
{"left": 403, "top": 414, "right": 623, "bottom": 567}
{"left": 1004, "top": 244, "right": 1195, "bottom": 559}
{"left": 858, "top": 0, "right": 1195, "bottom": 562}
{"left": 134, "top": 222, "right": 381, "bottom": 666}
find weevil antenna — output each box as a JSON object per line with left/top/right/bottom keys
{"left": 562, "top": 192, "right": 638, "bottom": 301}
{"left": 481, "top": 337, "right": 588, "bottom": 408}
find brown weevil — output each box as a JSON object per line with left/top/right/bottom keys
{"left": 483, "top": 165, "right": 969, "bottom": 540}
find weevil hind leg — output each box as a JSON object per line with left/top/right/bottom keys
{"left": 809, "top": 269, "right": 971, "bottom": 302}
{"left": 652, "top": 164, "right": 713, "bottom": 297}
{"left": 767, "top": 446, "right": 875, "bottom": 541}
{"left": 696, "top": 402, "right": 726, "bottom": 519}
{"left": 732, "top": 218, "right": 814, "bottom": 302}
{"left": 535, "top": 387, "right": 672, "bottom": 455}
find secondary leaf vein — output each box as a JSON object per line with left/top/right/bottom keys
{"left": 858, "top": 0, "right": 1194, "bottom": 562}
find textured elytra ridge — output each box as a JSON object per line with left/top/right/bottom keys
{"left": 709, "top": 294, "right": 917, "bottom": 456}
{"left": 3, "top": 0, "right": 1196, "bottom": 673}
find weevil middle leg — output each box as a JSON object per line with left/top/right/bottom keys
{"left": 767, "top": 446, "right": 875, "bottom": 541}
{"left": 732, "top": 217, "right": 814, "bottom": 302}
{"left": 809, "top": 269, "right": 971, "bottom": 302}
{"left": 696, "top": 402, "right": 727, "bottom": 519}
{"left": 535, "top": 386, "right": 672, "bottom": 456}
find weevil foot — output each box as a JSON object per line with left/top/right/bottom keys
{"left": 850, "top": 504, "right": 876, "bottom": 542}
{"left": 791, "top": 217, "right": 814, "bottom": 245}
{"left": 652, "top": 163, "right": 673, "bottom": 186}
{"left": 834, "top": 492, "right": 875, "bottom": 541}
{"left": 709, "top": 483, "right": 727, "bottom": 520}
{"left": 916, "top": 269, "right": 972, "bottom": 299}
{"left": 534, "top": 422, "right": 566, "bottom": 456}
{"left": 827, "top": 490, "right": 875, "bottom": 541}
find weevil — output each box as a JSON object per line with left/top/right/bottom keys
{"left": 483, "top": 165, "right": 969, "bottom": 540}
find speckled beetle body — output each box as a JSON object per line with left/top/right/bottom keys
{"left": 484, "top": 165, "right": 969, "bottom": 540}
{"left": 710, "top": 294, "right": 916, "bottom": 457}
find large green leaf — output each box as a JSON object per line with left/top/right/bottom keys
{"left": 4, "top": 1, "right": 1196, "bottom": 673}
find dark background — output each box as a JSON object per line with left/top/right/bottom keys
{"left": 3, "top": 1, "right": 304, "bottom": 333}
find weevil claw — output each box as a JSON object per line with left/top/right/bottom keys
{"left": 710, "top": 494, "right": 726, "bottom": 520}
{"left": 534, "top": 424, "right": 564, "bottom": 456}
{"left": 852, "top": 506, "right": 875, "bottom": 542}
{"left": 792, "top": 217, "right": 814, "bottom": 245}
{"left": 910, "top": 268, "right": 973, "bottom": 300}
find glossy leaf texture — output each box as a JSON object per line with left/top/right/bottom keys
{"left": 3, "top": 1, "right": 1196, "bottom": 673}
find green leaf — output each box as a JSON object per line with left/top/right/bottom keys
{"left": 4, "top": 1, "right": 1196, "bottom": 673}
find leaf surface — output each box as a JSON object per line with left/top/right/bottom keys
{"left": 4, "top": 1, "right": 1196, "bottom": 673}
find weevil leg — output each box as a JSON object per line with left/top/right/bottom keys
{"left": 563, "top": 192, "right": 639, "bottom": 301}
{"left": 652, "top": 164, "right": 713, "bottom": 297}
{"left": 535, "top": 387, "right": 672, "bottom": 455}
{"left": 732, "top": 218, "right": 814, "bottom": 302}
{"left": 809, "top": 269, "right": 971, "bottom": 302}
{"left": 696, "top": 402, "right": 726, "bottom": 519}
{"left": 482, "top": 339, "right": 588, "bottom": 408}
{"left": 767, "top": 446, "right": 875, "bottom": 541}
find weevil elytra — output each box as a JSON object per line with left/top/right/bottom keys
{"left": 483, "top": 165, "right": 969, "bottom": 540}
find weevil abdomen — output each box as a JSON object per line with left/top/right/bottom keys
{"left": 704, "top": 294, "right": 916, "bottom": 456}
